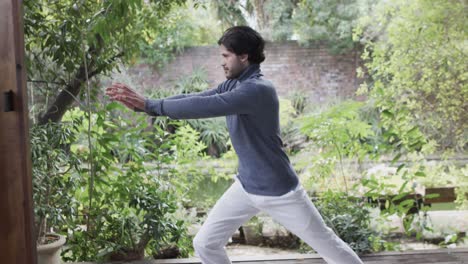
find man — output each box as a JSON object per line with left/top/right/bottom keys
{"left": 106, "top": 26, "right": 363, "bottom": 264}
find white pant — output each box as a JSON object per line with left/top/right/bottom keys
{"left": 193, "top": 178, "right": 364, "bottom": 264}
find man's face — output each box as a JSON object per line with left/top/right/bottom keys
{"left": 220, "top": 44, "right": 248, "bottom": 79}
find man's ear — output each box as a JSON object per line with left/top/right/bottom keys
{"left": 239, "top": 54, "right": 249, "bottom": 63}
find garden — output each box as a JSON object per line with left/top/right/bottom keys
{"left": 24, "top": 0, "right": 467, "bottom": 263}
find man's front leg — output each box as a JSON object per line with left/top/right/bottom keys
{"left": 193, "top": 179, "right": 260, "bottom": 264}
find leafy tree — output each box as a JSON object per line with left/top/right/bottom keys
{"left": 61, "top": 103, "right": 194, "bottom": 261}
{"left": 209, "top": 0, "right": 373, "bottom": 53}
{"left": 293, "top": 0, "right": 375, "bottom": 53}
{"left": 24, "top": 0, "right": 184, "bottom": 124}
{"left": 263, "top": 0, "right": 298, "bottom": 41}
{"left": 208, "top": 0, "right": 292, "bottom": 38}
{"left": 355, "top": 0, "right": 467, "bottom": 151}
{"left": 208, "top": 0, "right": 297, "bottom": 40}
{"left": 210, "top": 0, "right": 251, "bottom": 29}
{"left": 30, "top": 121, "right": 82, "bottom": 245}
{"left": 139, "top": 0, "right": 222, "bottom": 68}
{"left": 313, "top": 190, "right": 385, "bottom": 253}
{"left": 299, "top": 101, "right": 376, "bottom": 193}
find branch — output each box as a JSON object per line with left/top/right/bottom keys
{"left": 27, "top": 79, "right": 67, "bottom": 86}
{"left": 88, "top": 51, "right": 125, "bottom": 77}
{"left": 38, "top": 51, "right": 124, "bottom": 125}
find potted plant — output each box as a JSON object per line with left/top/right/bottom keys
{"left": 59, "top": 108, "right": 192, "bottom": 261}
{"left": 30, "top": 121, "right": 81, "bottom": 264}
{"left": 61, "top": 145, "right": 189, "bottom": 261}
{"left": 98, "top": 162, "right": 182, "bottom": 261}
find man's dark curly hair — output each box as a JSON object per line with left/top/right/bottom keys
{"left": 218, "top": 26, "right": 266, "bottom": 64}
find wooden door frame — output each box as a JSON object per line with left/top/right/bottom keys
{"left": 0, "top": 0, "right": 37, "bottom": 263}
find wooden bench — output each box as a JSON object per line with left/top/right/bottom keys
{"left": 367, "top": 187, "right": 460, "bottom": 214}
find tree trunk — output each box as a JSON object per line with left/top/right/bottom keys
{"left": 37, "top": 50, "right": 123, "bottom": 125}
{"left": 38, "top": 65, "right": 87, "bottom": 125}
{"left": 253, "top": 0, "right": 267, "bottom": 30}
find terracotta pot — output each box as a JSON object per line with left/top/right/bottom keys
{"left": 37, "top": 233, "right": 66, "bottom": 264}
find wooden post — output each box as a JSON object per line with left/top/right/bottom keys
{"left": 0, "top": 0, "right": 37, "bottom": 263}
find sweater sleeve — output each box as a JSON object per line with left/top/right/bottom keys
{"left": 141, "top": 84, "right": 222, "bottom": 116}
{"left": 164, "top": 85, "right": 220, "bottom": 100}
{"left": 144, "top": 83, "right": 259, "bottom": 119}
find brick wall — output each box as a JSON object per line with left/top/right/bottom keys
{"left": 130, "top": 41, "right": 365, "bottom": 104}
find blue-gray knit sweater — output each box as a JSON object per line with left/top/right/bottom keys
{"left": 145, "top": 63, "right": 299, "bottom": 196}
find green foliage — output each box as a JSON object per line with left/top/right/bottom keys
{"left": 279, "top": 97, "right": 297, "bottom": 125}
{"left": 139, "top": 1, "right": 222, "bottom": 69}
{"left": 65, "top": 161, "right": 186, "bottom": 261}
{"left": 278, "top": 96, "right": 309, "bottom": 155}
{"left": 57, "top": 103, "right": 194, "bottom": 261}
{"left": 30, "top": 121, "right": 83, "bottom": 244}
{"left": 174, "top": 68, "right": 211, "bottom": 94}
{"left": 209, "top": 0, "right": 373, "bottom": 54}
{"left": 298, "top": 101, "right": 377, "bottom": 192}
{"left": 295, "top": 96, "right": 435, "bottom": 196}
{"left": 293, "top": 0, "right": 373, "bottom": 53}
{"left": 288, "top": 90, "right": 308, "bottom": 116}
{"left": 143, "top": 68, "right": 211, "bottom": 106}
{"left": 438, "top": 233, "right": 465, "bottom": 248}
{"left": 210, "top": 0, "right": 249, "bottom": 29}
{"left": 165, "top": 119, "right": 233, "bottom": 210}
{"left": 24, "top": 0, "right": 184, "bottom": 123}
{"left": 186, "top": 175, "right": 235, "bottom": 211}
{"left": 455, "top": 165, "right": 468, "bottom": 210}
{"left": 359, "top": 161, "right": 433, "bottom": 240}
{"left": 308, "top": 191, "right": 389, "bottom": 253}
{"left": 417, "top": 162, "right": 468, "bottom": 210}
{"left": 295, "top": 98, "right": 436, "bottom": 241}
{"left": 147, "top": 69, "right": 231, "bottom": 158}
{"left": 281, "top": 120, "right": 308, "bottom": 155}
{"left": 187, "top": 118, "right": 230, "bottom": 157}
{"left": 170, "top": 123, "right": 207, "bottom": 164}
{"left": 355, "top": 0, "right": 467, "bottom": 151}
{"left": 25, "top": 0, "right": 182, "bottom": 75}
{"left": 263, "top": 0, "right": 296, "bottom": 41}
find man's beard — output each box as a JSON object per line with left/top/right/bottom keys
{"left": 225, "top": 60, "right": 245, "bottom": 79}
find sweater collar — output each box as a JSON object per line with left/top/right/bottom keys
{"left": 235, "top": 63, "right": 262, "bottom": 83}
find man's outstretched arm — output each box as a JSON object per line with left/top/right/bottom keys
{"left": 164, "top": 85, "right": 220, "bottom": 100}
{"left": 145, "top": 83, "right": 260, "bottom": 119}
{"left": 105, "top": 81, "right": 260, "bottom": 119}
{"left": 105, "top": 82, "right": 222, "bottom": 114}
{"left": 134, "top": 86, "right": 220, "bottom": 114}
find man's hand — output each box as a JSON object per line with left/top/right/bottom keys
{"left": 105, "top": 83, "right": 146, "bottom": 111}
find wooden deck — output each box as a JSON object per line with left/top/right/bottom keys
{"left": 72, "top": 248, "right": 468, "bottom": 264}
